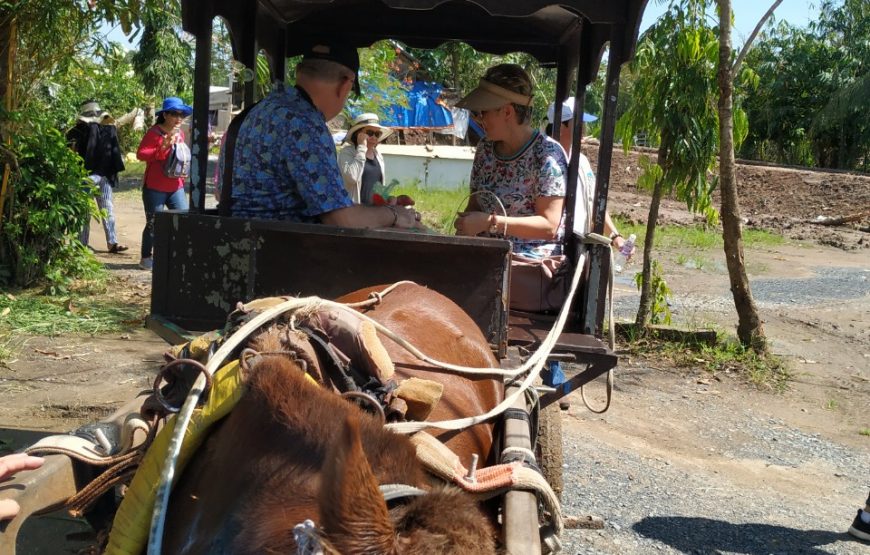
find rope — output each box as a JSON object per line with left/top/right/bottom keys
{"left": 384, "top": 253, "right": 585, "bottom": 434}
{"left": 147, "top": 296, "right": 327, "bottom": 554}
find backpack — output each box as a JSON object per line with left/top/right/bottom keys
{"left": 163, "top": 141, "right": 191, "bottom": 179}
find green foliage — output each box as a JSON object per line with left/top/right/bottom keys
{"left": 0, "top": 110, "right": 101, "bottom": 287}
{"left": 740, "top": 0, "right": 870, "bottom": 170}
{"left": 35, "top": 43, "right": 147, "bottom": 153}
{"left": 633, "top": 260, "right": 672, "bottom": 325}
{"left": 613, "top": 217, "right": 785, "bottom": 252}
{"left": 349, "top": 41, "right": 409, "bottom": 120}
{"left": 616, "top": 0, "right": 722, "bottom": 223}
{"left": 130, "top": 1, "right": 192, "bottom": 99}
{"left": 403, "top": 42, "right": 561, "bottom": 128}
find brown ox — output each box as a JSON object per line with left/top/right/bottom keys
{"left": 161, "top": 283, "right": 503, "bottom": 554}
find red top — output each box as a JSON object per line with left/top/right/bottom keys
{"left": 137, "top": 125, "right": 186, "bottom": 192}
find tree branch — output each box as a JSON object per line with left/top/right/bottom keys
{"left": 731, "top": 0, "right": 784, "bottom": 77}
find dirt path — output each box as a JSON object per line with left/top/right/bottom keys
{"left": 1, "top": 163, "right": 868, "bottom": 552}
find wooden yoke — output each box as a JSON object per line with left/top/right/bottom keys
{"left": 0, "top": 455, "right": 78, "bottom": 555}
{"left": 0, "top": 394, "right": 150, "bottom": 554}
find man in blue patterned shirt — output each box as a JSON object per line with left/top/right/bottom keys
{"left": 231, "top": 41, "right": 418, "bottom": 229}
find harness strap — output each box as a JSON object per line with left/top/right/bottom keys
{"left": 409, "top": 431, "right": 563, "bottom": 537}
{"left": 299, "top": 326, "right": 359, "bottom": 393}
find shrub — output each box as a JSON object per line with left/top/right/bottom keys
{"left": 0, "top": 109, "right": 101, "bottom": 288}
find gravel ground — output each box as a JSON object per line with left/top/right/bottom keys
{"left": 556, "top": 368, "right": 870, "bottom": 555}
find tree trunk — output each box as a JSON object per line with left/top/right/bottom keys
{"left": 635, "top": 147, "right": 666, "bottom": 326}
{"left": 718, "top": 0, "right": 767, "bottom": 352}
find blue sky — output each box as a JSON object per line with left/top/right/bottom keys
{"left": 102, "top": 0, "right": 818, "bottom": 50}
{"left": 640, "top": 0, "right": 818, "bottom": 42}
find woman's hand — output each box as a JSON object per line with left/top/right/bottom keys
{"left": 455, "top": 211, "right": 490, "bottom": 236}
{"left": 612, "top": 235, "right": 636, "bottom": 260}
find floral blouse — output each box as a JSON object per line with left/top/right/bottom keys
{"left": 470, "top": 131, "right": 568, "bottom": 256}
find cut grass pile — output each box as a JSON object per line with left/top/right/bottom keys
{"left": 0, "top": 280, "right": 144, "bottom": 336}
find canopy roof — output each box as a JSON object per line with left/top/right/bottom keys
{"left": 185, "top": 0, "right": 648, "bottom": 68}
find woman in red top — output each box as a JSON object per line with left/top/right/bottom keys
{"left": 136, "top": 96, "right": 191, "bottom": 270}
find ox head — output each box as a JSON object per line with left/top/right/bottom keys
{"left": 318, "top": 415, "right": 497, "bottom": 555}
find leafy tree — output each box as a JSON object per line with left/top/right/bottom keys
{"left": 717, "top": 0, "right": 781, "bottom": 352}
{"left": 130, "top": 1, "right": 192, "bottom": 100}
{"left": 616, "top": 0, "right": 722, "bottom": 327}
{"left": 739, "top": 0, "right": 870, "bottom": 170}
{"left": 0, "top": 0, "right": 163, "bottom": 286}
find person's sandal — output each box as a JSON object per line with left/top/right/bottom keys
{"left": 108, "top": 243, "right": 129, "bottom": 254}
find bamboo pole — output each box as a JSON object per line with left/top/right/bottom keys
{"left": 0, "top": 18, "right": 17, "bottom": 229}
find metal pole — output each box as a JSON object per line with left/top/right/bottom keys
{"left": 190, "top": 8, "right": 213, "bottom": 213}
{"left": 582, "top": 27, "right": 625, "bottom": 335}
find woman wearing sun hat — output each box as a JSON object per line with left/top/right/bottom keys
{"left": 454, "top": 64, "right": 567, "bottom": 259}
{"left": 135, "top": 96, "right": 192, "bottom": 270}
{"left": 337, "top": 113, "right": 393, "bottom": 204}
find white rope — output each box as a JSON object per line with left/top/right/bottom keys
{"left": 148, "top": 296, "right": 326, "bottom": 554}
{"left": 385, "top": 252, "right": 586, "bottom": 434}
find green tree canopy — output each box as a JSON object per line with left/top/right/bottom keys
{"left": 740, "top": 0, "right": 870, "bottom": 170}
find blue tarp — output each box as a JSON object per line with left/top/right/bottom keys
{"left": 380, "top": 81, "right": 453, "bottom": 129}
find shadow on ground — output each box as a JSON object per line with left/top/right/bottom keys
{"left": 634, "top": 516, "right": 853, "bottom": 554}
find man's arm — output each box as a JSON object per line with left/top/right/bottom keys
{"left": 320, "top": 203, "right": 418, "bottom": 229}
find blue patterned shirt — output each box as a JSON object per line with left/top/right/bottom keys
{"left": 231, "top": 84, "right": 353, "bottom": 221}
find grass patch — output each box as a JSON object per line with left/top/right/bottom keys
{"left": 0, "top": 280, "right": 145, "bottom": 343}
{"left": 626, "top": 331, "right": 791, "bottom": 391}
{"left": 612, "top": 216, "right": 786, "bottom": 253}
{"left": 121, "top": 160, "right": 146, "bottom": 181}
{"left": 859, "top": 428, "right": 870, "bottom": 437}
{"left": 389, "top": 184, "right": 468, "bottom": 234}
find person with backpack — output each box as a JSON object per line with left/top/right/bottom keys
{"left": 136, "top": 97, "right": 192, "bottom": 270}
{"left": 66, "top": 100, "right": 127, "bottom": 254}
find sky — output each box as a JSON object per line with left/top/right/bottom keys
{"left": 640, "top": 0, "right": 819, "bottom": 43}
{"left": 101, "top": 0, "right": 819, "bottom": 51}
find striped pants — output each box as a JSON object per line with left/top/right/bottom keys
{"left": 79, "top": 174, "right": 118, "bottom": 247}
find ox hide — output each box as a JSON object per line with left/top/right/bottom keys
{"left": 162, "top": 283, "right": 502, "bottom": 554}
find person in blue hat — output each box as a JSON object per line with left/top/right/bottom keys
{"left": 228, "top": 39, "right": 421, "bottom": 229}
{"left": 135, "top": 96, "right": 192, "bottom": 270}
{"left": 545, "top": 97, "right": 631, "bottom": 256}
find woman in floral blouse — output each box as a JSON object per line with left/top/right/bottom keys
{"left": 453, "top": 63, "right": 567, "bottom": 259}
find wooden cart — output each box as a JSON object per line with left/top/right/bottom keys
{"left": 1, "top": 1, "right": 646, "bottom": 552}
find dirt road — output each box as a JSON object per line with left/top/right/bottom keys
{"left": 2, "top": 158, "right": 868, "bottom": 553}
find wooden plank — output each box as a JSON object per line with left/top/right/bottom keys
{"left": 501, "top": 382, "right": 542, "bottom": 554}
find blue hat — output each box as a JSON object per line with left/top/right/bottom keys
{"left": 157, "top": 97, "right": 193, "bottom": 116}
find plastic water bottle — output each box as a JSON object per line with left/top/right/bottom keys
{"left": 613, "top": 233, "right": 637, "bottom": 273}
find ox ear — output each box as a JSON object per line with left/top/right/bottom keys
{"left": 319, "top": 413, "right": 397, "bottom": 554}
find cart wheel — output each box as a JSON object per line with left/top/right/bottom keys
{"left": 536, "top": 401, "right": 563, "bottom": 500}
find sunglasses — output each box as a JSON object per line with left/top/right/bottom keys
{"left": 165, "top": 111, "right": 186, "bottom": 118}
{"left": 364, "top": 130, "right": 381, "bottom": 138}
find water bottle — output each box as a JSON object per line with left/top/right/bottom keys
{"left": 613, "top": 233, "right": 637, "bottom": 273}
